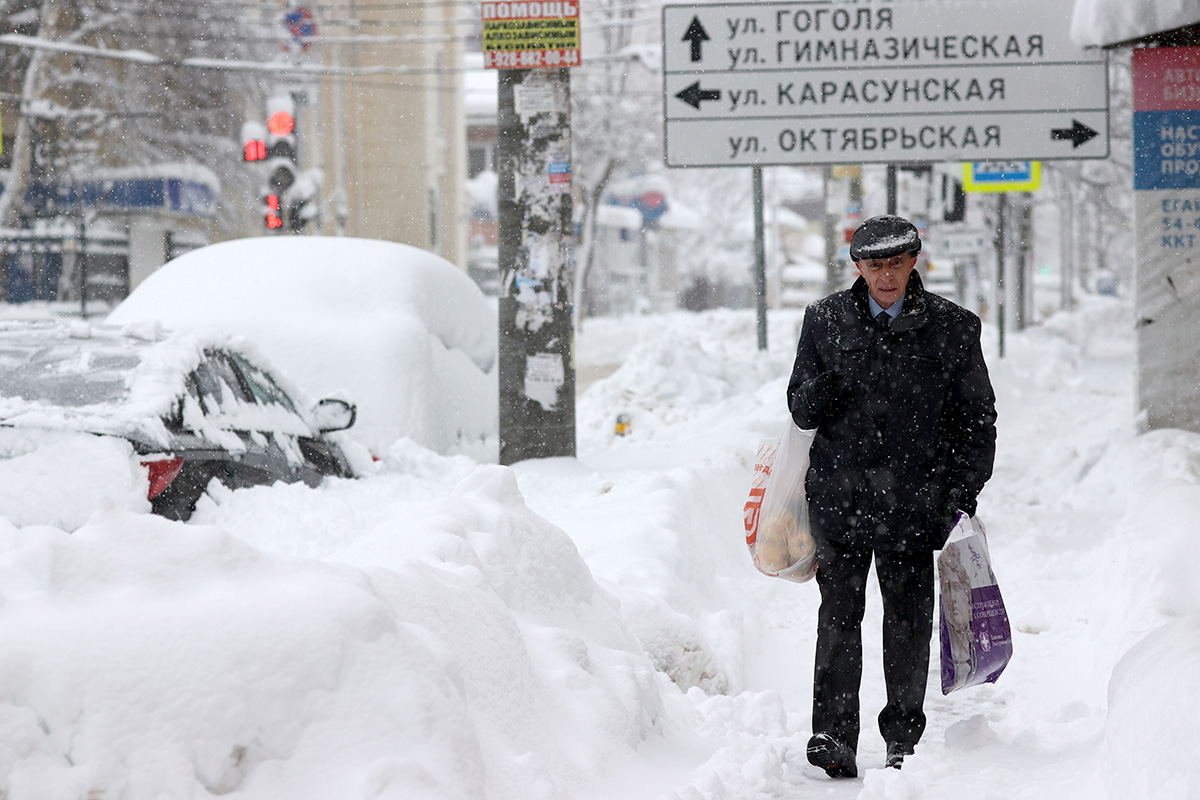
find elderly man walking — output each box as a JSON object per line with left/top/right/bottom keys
{"left": 787, "top": 215, "right": 997, "bottom": 777}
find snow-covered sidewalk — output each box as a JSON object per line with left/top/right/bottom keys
{"left": 0, "top": 297, "right": 1196, "bottom": 799}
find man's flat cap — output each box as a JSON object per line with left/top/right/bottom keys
{"left": 849, "top": 215, "right": 922, "bottom": 261}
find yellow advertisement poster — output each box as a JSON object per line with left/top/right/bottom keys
{"left": 482, "top": 0, "right": 580, "bottom": 69}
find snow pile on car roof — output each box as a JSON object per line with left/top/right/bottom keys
{"left": 107, "top": 237, "right": 498, "bottom": 458}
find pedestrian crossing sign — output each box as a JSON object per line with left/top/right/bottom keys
{"left": 963, "top": 162, "right": 1041, "bottom": 193}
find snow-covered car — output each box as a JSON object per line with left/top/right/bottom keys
{"left": 107, "top": 237, "right": 498, "bottom": 459}
{"left": 0, "top": 320, "right": 360, "bottom": 525}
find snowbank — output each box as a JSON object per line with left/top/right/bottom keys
{"left": 0, "top": 431, "right": 149, "bottom": 528}
{"left": 0, "top": 465, "right": 665, "bottom": 799}
{"left": 1103, "top": 614, "right": 1200, "bottom": 800}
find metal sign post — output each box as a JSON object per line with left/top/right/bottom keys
{"left": 752, "top": 167, "right": 767, "bottom": 350}
{"left": 887, "top": 165, "right": 897, "bottom": 214}
{"left": 962, "top": 161, "right": 1040, "bottom": 354}
{"left": 995, "top": 192, "right": 1007, "bottom": 359}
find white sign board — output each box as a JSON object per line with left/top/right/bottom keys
{"left": 662, "top": 0, "right": 1110, "bottom": 167}
{"left": 936, "top": 228, "right": 989, "bottom": 258}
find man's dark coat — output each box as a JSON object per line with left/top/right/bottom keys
{"left": 787, "top": 272, "right": 997, "bottom": 551}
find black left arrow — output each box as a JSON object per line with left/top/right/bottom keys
{"left": 1051, "top": 119, "right": 1099, "bottom": 148}
{"left": 675, "top": 81, "right": 721, "bottom": 109}
{"left": 682, "top": 16, "right": 710, "bottom": 62}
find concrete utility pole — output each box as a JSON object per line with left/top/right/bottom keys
{"left": 823, "top": 166, "right": 838, "bottom": 296}
{"left": 497, "top": 67, "right": 576, "bottom": 464}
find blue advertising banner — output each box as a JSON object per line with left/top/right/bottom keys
{"left": 1133, "top": 109, "right": 1200, "bottom": 191}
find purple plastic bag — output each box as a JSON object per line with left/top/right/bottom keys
{"left": 938, "top": 513, "right": 1013, "bottom": 695}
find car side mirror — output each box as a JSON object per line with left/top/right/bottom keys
{"left": 312, "top": 398, "right": 357, "bottom": 433}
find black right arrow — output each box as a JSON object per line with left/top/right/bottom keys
{"left": 682, "top": 16, "right": 710, "bottom": 62}
{"left": 1051, "top": 119, "right": 1099, "bottom": 148}
{"left": 675, "top": 80, "right": 721, "bottom": 109}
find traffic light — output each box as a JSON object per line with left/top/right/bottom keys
{"left": 243, "top": 139, "right": 266, "bottom": 162}
{"left": 265, "top": 193, "right": 284, "bottom": 229}
{"left": 243, "top": 92, "right": 319, "bottom": 232}
{"left": 262, "top": 96, "right": 299, "bottom": 230}
{"left": 268, "top": 109, "right": 294, "bottom": 137}
{"left": 241, "top": 120, "right": 267, "bottom": 163}
{"left": 266, "top": 111, "right": 295, "bottom": 167}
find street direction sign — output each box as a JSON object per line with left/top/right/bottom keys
{"left": 662, "top": 0, "right": 1110, "bottom": 168}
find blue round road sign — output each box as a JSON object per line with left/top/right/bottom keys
{"left": 282, "top": 8, "right": 317, "bottom": 51}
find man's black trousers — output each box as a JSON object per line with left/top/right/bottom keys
{"left": 811, "top": 537, "right": 935, "bottom": 752}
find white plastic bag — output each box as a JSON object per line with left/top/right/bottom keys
{"left": 743, "top": 420, "right": 816, "bottom": 583}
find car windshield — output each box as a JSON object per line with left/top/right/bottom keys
{"left": 0, "top": 339, "right": 142, "bottom": 409}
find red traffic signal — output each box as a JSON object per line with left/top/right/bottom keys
{"left": 265, "top": 193, "right": 283, "bottom": 229}
{"left": 244, "top": 139, "right": 266, "bottom": 162}
{"left": 267, "top": 111, "right": 295, "bottom": 137}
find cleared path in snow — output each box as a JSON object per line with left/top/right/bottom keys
{"left": 524, "top": 298, "right": 1179, "bottom": 799}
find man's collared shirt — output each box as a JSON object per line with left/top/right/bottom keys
{"left": 868, "top": 291, "right": 905, "bottom": 323}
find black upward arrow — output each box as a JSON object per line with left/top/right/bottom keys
{"left": 675, "top": 80, "right": 721, "bottom": 109}
{"left": 682, "top": 16, "right": 710, "bottom": 62}
{"left": 1051, "top": 120, "right": 1099, "bottom": 148}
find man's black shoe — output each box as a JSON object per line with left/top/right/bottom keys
{"left": 886, "top": 741, "right": 914, "bottom": 769}
{"left": 806, "top": 733, "right": 858, "bottom": 778}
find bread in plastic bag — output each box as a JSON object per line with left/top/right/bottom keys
{"left": 743, "top": 421, "right": 816, "bottom": 583}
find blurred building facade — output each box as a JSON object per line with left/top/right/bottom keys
{"left": 311, "top": 0, "right": 468, "bottom": 267}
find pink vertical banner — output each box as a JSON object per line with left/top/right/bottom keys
{"left": 1133, "top": 46, "right": 1200, "bottom": 112}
